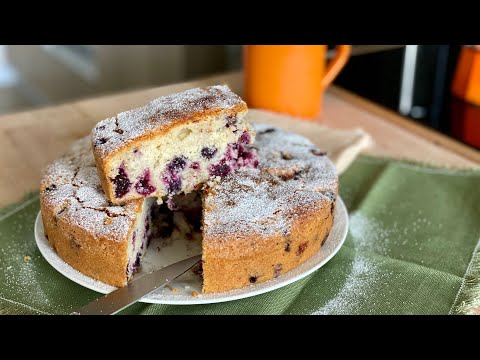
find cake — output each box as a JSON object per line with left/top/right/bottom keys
{"left": 39, "top": 124, "right": 338, "bottom": 292}
{"left": 91, "top": 85, "right": 257, "bottom": 205}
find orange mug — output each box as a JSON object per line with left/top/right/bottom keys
{"left": 243, "top": 45, "right": 351, "bottom": 119}
{"left": 451, "top": 45, "right": 480, "bottom": 106}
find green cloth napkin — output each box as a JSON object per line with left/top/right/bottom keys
{"left": 1, "top": 155, "right": 480, "bottom": 315}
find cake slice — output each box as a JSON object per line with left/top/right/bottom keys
{"left": 91, "top": 85, "right": 258, "bottom": 205}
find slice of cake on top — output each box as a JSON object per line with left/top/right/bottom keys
{"left": 91, "top": 85, "right": 258, "bottom": 205}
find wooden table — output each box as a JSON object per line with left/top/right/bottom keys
{"left": 1, "top": 72, "right": 478, "bottom": 208}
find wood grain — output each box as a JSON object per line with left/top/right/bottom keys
{"left": 0, "top": 71, "right": 478, "bottom": 207}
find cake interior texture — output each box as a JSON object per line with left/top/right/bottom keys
{"left": 126, "top": 197, "right": 155, "bottom": 279}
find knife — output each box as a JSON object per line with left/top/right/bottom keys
{"left": 71, "top": 254, "right": 202, "bottom": 315}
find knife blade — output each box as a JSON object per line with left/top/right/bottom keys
{"left": 71, "top": 254, "right": 202, "bottom": 315}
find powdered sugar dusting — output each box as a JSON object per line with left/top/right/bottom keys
{"left": 203, "top": 124, "right": 338, "bottom": 241}
{"left": 312, "top": 254, "right": 379, "bottom": 314}
{"left": 92, "top": 85, "right": 246, "bottom": 158}
{"left": 40, "top": 137, "right": 139, "bottom": 242}
{"left": 349, "top": 212, "right": 395, "bottom": 255}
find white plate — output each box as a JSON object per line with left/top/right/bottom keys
{"left": 35, "top": 197, "right": 348, "bottom": 305}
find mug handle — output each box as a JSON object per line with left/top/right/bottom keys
{"left": 320, "top": 45, "right": 352, "bottom": 90}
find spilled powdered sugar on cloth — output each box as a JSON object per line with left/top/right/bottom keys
{"left": 311, "top": 254, "right": 379, "bottom": 315}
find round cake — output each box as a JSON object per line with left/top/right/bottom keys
{"left": 40, "top": 124, "right": 338, "bottom": 293}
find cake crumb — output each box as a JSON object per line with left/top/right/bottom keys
{"left": 166, "top": 285, "right": 178, "bottom": 293}
{"left": 191, "top": 291, "right": 199, "bottom": 297}
{"left": 104, "top": 217, "right": 113, "bottom": 225}
{"left": 23, "top": 255, "right": 31, "bottom": 262}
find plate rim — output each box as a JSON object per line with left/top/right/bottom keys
{"left": 35, "top": 196, "right": 348, "bottom": 305}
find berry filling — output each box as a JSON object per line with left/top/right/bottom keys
{"left": 297, "top": 242, "right": 309, "bottom": 256}
{"left": 163, "top": 156, "right": 186, "bottom": 195}
{"left": 201, "top": 147, "right": 217, "bottom": 159}
{"left": 239, "top": 131, "right": 251, "bottom": 145}
{"left": 225, "top": 114, "right": 237, "bottom": 128}
{"left": 111, "top": 164, "right": 131, "bottom": 199}
{"left": 135, "top": 169, "right": 156, "bottom": 196}
{"left": 208, "top": 131, "right": 258, "bottom": 178}
{"left": 126, "top": 199, "right": 155, "bottom": 278}
{"left": 96, "top": 138, "right": 108, "bottom": 146}
{"left": 167, "top": 156, "right": 187, "bottom": 172}
{"left": 115, "top": 130, "right": 257, "bottom": 202}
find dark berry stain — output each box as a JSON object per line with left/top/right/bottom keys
{"left": 249, "top": 276, "right": 258, "bottom": 284}
{"left": 285, "top": 242, "right": 291, "bottom": 252}
{"left": 45, "top": 184, "right": 57, "bottom": 192}
{"left": 207, "top": 136, "right": 258, "bottom": 177}
{"left": 114, "top": 128, "right": 124, "bottom": 134}
{"left": 201, "top": 147, "right": 218, "bottom": 159}
{"left": 135, "top": 169, "right": 156, "bottom": 196}
{"left": 166, "top": 178, "right": 182, "bottom": 194}
{"left": 134, "top": 253, "right": 141, "bottom": 267}
{"left": 96, "top": 138, "right": 108, "bottom": 146}
{"left": 167, "top": 157, "right": 187, "bottom": 172}
{"left": 190, "top": 162, "right": 200, "bottom": 170}
{"left": 225, "top": 114, "right": 237, "bottom": 128}
{"left": 297, "top": 242, "right": 309, "bottom": 256}
{"left": 274, "top": 264, "right": 283, "bottom": 277}
{"left": 163, "top": 157, "right": 187, "bottom": 195}
{"left": 311, "top": 149, "right": 327, "bottom": 156}
{"left": 97, "top": 125, "right": 106, "bottom": 131}
{"left": 111, "top": 165, "right": 131, "bottom": 198}
{"left": 209, "top": 161, "right": 231, "bottom": 177}
{"left": 239, "top": 131, "right": 251, "bottom": 145}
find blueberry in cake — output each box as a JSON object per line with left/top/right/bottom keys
{"left": 91, "top": 85, "right": 258, "bottom": 205}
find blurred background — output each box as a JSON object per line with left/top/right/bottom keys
{"left": 0, "top": 45, "right": 478, "bottom": 149}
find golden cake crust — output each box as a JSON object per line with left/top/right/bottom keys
{"left": 91, "top": 85, "right": 247, "bottom": 203}
{"left": 202, "top": 200, "right": 334, "bottom": 293}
